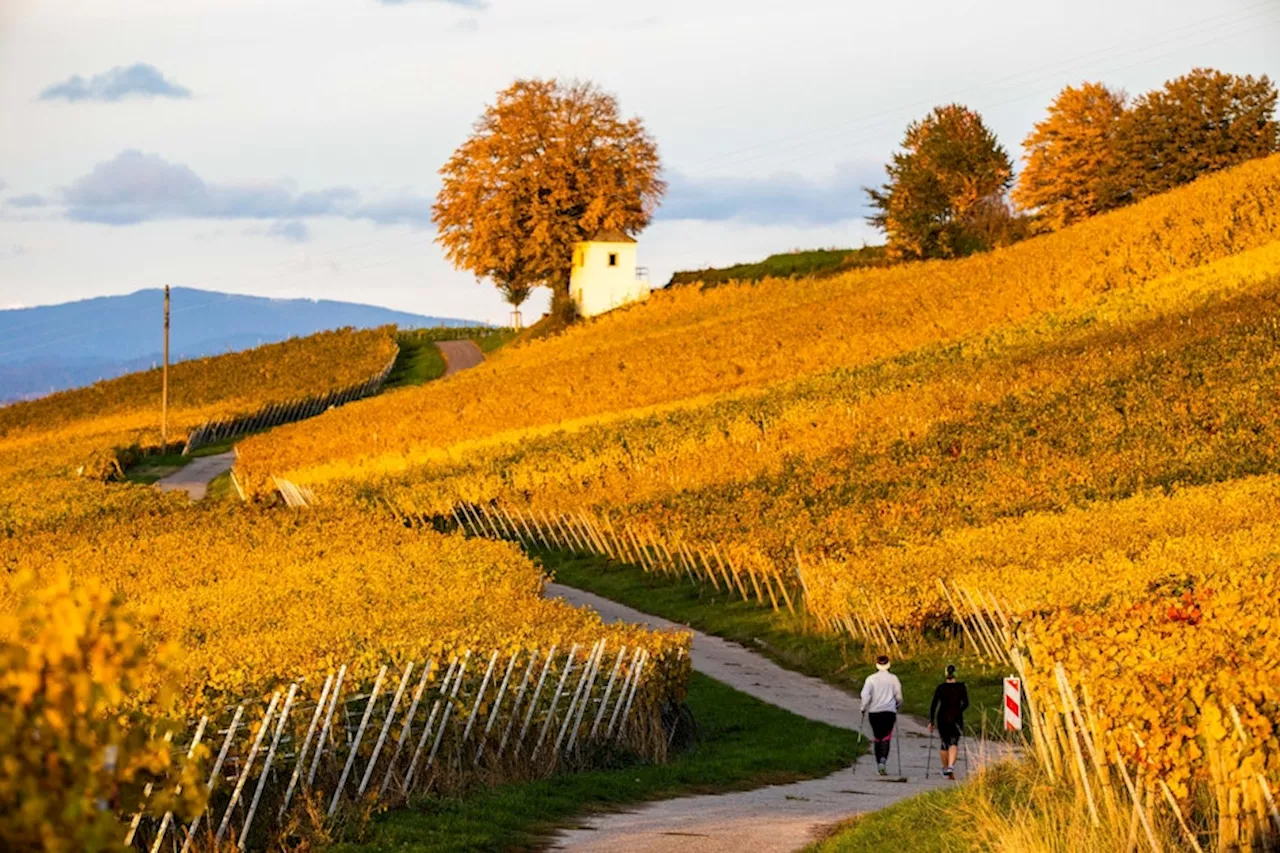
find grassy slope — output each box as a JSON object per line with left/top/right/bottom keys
{"left": 338, "top": 673, "right": 863, "bottom": 852}
{"left": 667, "top": 246, "right": 887, "bottom": 287}
{"left": 385, "top": 329, "right": 517, "bottom": 390}
{"left": 545, "top": 551, "right": 1006, "bottom": 732}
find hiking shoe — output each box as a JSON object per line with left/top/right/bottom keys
{"left": 943, "top": 766, "right": 955, "bottom": 779}
{"left": 877, "top": 763, "right": 888, "bottom": 776}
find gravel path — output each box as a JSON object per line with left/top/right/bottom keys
{"left": 156, "top": 451, "right": 237, "bottom": 500}
{"left": 545, "top": 583, "right": 1004, "bottom": 853}
{"left": 436, "top": 339, "right": 484, "bottom": 376}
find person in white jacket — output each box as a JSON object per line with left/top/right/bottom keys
{"left": 860, "top": 655, "right": 903, "bottom": 775}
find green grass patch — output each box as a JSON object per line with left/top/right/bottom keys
{"left": 385, "top": 335, "right": 449, "bottom": 389}
{"left": 337, "top": 672, "right": 863, "bottom": 852}
{"left": 667, "top": 246, "right": 887, "bottom": 288}
{"left": 475, "top": 329, "right": 517, "bottom": 354}
{"left": 205, "top": 470, "right": 236, "bottom": 501}
{"left": 386, "top": 328, "right": 516, "bottom": 390}
{"left": 806, "top": 785, "right": 964, "bottom": 853}
{"left": 543, "top": 551, "right": 1006, "bottom": 733}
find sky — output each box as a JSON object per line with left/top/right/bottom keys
{"left": 1, "top": 0, "right": 1278, "bottom": 326}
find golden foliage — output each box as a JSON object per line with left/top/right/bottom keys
{"left": 433, "top": 78, "right": 665, "bottom": 308}
{"left": 1012, "top": 82, "right": 1126, "bottom": 231}
{"left": 0, "top": 575, "right": 204, "bottom": 853}
{"left": 0, "top": 326, "right": 397, "bottom": 535}
{"left": 236, "top": 153, "right": 1280, "bottom": 499}
{"left": 0, "top": 507, "right": 689, "bottom": 712}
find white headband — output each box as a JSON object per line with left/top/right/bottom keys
{"left": 876, "top": 662, "right": 890, "bottom": 671}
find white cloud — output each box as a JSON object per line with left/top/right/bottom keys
{"left": 39, "top": 63, "right": 192, "bottom": 102}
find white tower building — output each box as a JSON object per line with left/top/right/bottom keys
{"left": 568, "top": 230, "right": 650, "bottom": 319}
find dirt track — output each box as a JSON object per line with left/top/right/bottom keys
{"left": 545, "top": 583, "right": 1006, "bottom": 853}
{"left": 156, "top": 451, "right": 236, "bottom": 500}
{"left": 437, "top": 339, "right": 484, "bottom": 375}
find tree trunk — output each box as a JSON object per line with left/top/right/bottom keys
{"left": 549, "top": 273, "right": 577, "bottom": 323}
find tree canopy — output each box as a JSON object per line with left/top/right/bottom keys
{"left": 433, "top": 79, "right": 665, "bottom": 317}
{"left": 1106, "top": 68, "right": 1278, "bottom": 205}
{"left": 866, "top": 104, "right": 1014, "bottom": 261}
{"left": 1013, "top": 82, "right": 1126, "bottom": 232}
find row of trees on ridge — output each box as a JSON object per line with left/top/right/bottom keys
{"left": 870, "top": 68, "right": 1279, "bottom": 260}
{"left": 431, "top": 68, "right": 1278, "bottom": 317}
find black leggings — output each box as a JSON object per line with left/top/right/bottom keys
{"left": 869, "top": 711, "right": 896, "bottom": 763}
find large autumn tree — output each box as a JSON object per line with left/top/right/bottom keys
{"left": 1013, "top": 82, "right": 1126, "bottom": 232}
{"left": 433, "top": 79, "right": 666, "bottom": 320}
{"left": 1106, "top": 68, "right": 1278, "bottom": 206}
{"left": 867, "top": 104, "right": 1015, "bottom": 261}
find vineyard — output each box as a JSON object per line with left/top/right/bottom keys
{"left": 0, "top": 326, "right": 398, "bottom": 535}
{"left": 231, "top": 154, "right": 1280, "bottom": 849}
{"left": 0, "top": 326, "right": 691, "bottom": 851}
{"left": 233, "top": 152, "right": 1280, "bottom": 497}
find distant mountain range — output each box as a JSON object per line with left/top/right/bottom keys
{"left": 0, "top": 288, "right": 477, "bottom": 403}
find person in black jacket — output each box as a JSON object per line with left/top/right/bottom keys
{"left": 929, "top": 664, "right": 969, "bottom": 779}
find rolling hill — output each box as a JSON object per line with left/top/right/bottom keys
{"left": 0, "top": 287, "right": 476, "bottom": 402}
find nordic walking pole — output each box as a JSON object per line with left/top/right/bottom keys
{"left": 926, "top": 727, "right": 934, "bottom": 779}
{"left": 896, "top": 721, "right": 903, "bottom": 778}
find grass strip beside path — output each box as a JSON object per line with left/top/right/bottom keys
{"left": 806, "top": 785, "right": 963, "bottom": 853}
{"left": 543, "top": 550, "right": 1006, "bottom": 733}
{"left": 338, "top": 673, "right": 863, "bottom": 852}
{"left": 123, "top": 437, "right": 240, "bottom": 484}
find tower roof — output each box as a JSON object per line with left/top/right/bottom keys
{"left": 585, "top": 229, "right": 636, "bottom": 244}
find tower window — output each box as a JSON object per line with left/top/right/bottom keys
{"left": 608, "top": 253, "right": 618, "bottom": 267}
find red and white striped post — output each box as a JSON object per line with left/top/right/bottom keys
{"left": 1004, "top": 676, "right": 1022, "bottom": 731}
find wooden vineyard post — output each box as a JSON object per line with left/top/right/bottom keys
{"left": 628, "top": 527, "right": 653, "bottom": 573}
{"left": 792, "top": 548, "right": 814, "bottom": 614}
{"left": 696, "top": 547, "right": 722, "bottom": 592}
{"left": 125, "top": 731, "right": 174, "bottom": 846}
{"left": 938, "top": 580, "right": 984, "bottom": 658}
{"left": 329, "top": 665, "right": 388, "bottom": 816}
{"left": 475, "top": 652, "right": 521, "bottom": 765}
{"left": 514, "top": 646, "right": 559, "bottom": 755}
{"left": 281, "top": 673, "right": 334, "bottom": 816}
{"left": 567, "top": 641, "right": 608, "bottom": 753}
{"left": 616, "top": 650, "right": 650, "bottom": 738}
{"left": 498, "top": 651, "right": 540, "bottom": 758}
{"left": 215, "top": 691, "right": 281, "bottom": 845}
{"left": 161, "top": 285, "right": 169, "bottom": 451}
{"left": 144, "top": 717, "right": 208, "bottom": 853}
{"left": 557, "top": 640, "right": 603, "bottom": 756}
{"left": 591, "top": 646, "right": 628, "bottom": 738}
{"left": 308, "top": 665, "right": 348, "bottom": 787}
{"left": 403, "top": 657, "right": 462, "bottom": 793}
{"left": 1114, "top": 747, "right": 1162, "bottom": 853}
{"left": 1053, "top": 666, "right": 1100, "bottom": 827}
{"left": 462, "top": 651, "right": 500, "bottom": 744}
{"left": 723, "top": 551, "right": 753, "bottom": 602}
{"left": 534, "top": 643, "right": 580, "bottom": 758}
{"left": 379, "top": 661, "right": 436, "bottom": 797}
{"left": 360, "top": 663, "right": 417, "bottom": 797}
{"left": 241, "top": 683, "right": 298, "bottom": 847}
{"left": 606, "top": 649, "right": 641, "bottom": 738}
{"left": 180, "top": 704, "right": 244, "bottom": 853}
{"left": 426, "top": 652, "right": 471, "bottom": 771}
{"left": 450, "top": 507, "right": 468, "bottom": 536}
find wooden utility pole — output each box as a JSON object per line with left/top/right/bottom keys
{"left": 162, "top": 285, "right": 170, "bottom": 450}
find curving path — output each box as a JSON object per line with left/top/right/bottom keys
{"left": 545, "top": 584, "right": 1006, "bottom": 853}
{"left": 156, "top": 451, "right": 237, "bottom": 500}
{"left": 437, "top": 339, "right": 485, "bottom": 376}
